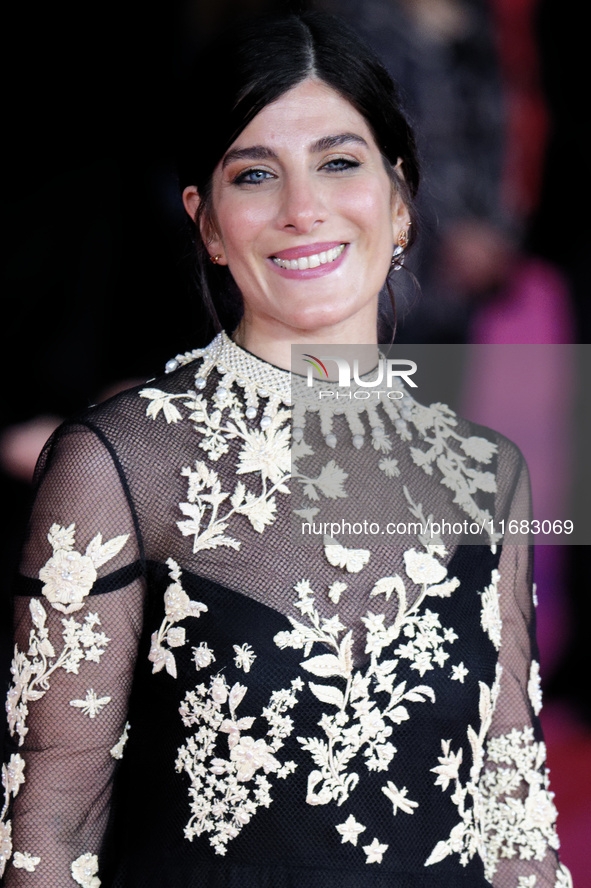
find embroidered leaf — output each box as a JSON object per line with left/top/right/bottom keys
{"left": 228, "top": 683, "right": 247, "bottom": 715}
{"left": 312, "top": 460, "right": 348, "bottom": 499}
{"left": 370, "top": 576, "right": 406, "bottom": 601}
{"left": 230, "top": 482, "right": 246, "bottom": 509}
{"left": 425, "top": 839, "right": 452, "bottom": 866}
{"left": 308, "top": 682, "right": 346, "bottom": 709}
{"left": 386, "top": 706, "right": 409, "bottom": 724}
{"left": 85, "top": 533, "right": 129, "bottom": 568}
{"left": 426, "top": 578, "right": 460, "bottom": 597}
{"left": 301, "top": 654, "right": 346, "bottom": 679}
{"left": 297, "top": 740, "right": 330, "bottom": 769}
{"left": 29, "top": 598, "right": 47, "bottom": 630}
{"left": 405, "top": 685, "right": 436, "bottom": 704}
{"left": 478, "top": 681, "right": 492, "bottom": 725}
{"left": 47, "top": 522, "right": 76, "bottom": 551}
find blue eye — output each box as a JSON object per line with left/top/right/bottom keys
{"left": 322, "top": 158, "right": 361, "bottom": 172}
{"left": 233, "top": 168, "right": 273, "bottom": 185}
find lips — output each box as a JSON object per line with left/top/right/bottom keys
{"left": 268, "top": 242, "right": 349, "bottom": 280}
{"left": 273, "top": 244, "right": 346, "bottom": 271}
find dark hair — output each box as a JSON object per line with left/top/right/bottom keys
{"left": 176, "top": 10, "right": 420, "bottom": 335}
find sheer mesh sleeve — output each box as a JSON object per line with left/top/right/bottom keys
{"left": 479, "top": 449, "right": 571, "bottom": 888}
{"left": 1, "top": 421, "right": 146, "bottom": 887}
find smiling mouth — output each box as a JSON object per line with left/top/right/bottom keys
{"left": 271, "top": 244, "right": 346, "bottom": 271}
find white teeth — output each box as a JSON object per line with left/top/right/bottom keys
{"left": 272, "top": 244, "right": 345, "bottom": 270}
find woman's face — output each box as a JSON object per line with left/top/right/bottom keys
{"left": 184, "top": 78, "right": 409, "bottom": 346}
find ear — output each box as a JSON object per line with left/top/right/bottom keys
{"left": 182, "top": 185, "right": 226, "bottom": 265}
{"left": 390, "top": 159, "right": 411, "bottom": 241}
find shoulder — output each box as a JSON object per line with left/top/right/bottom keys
{"left": 35, "top": 348, "right": 210, "bottom": 483}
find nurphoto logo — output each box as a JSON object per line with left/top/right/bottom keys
{"left": 303, "top": 353, "right": 418, "bottom": 399}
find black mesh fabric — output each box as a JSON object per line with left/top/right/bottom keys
{"left": 1, "top": 333, "right": 571, "bottom": 887}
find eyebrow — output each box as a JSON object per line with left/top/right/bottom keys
{"left": 221, "top": 132, "right": 369, "bottom": 169}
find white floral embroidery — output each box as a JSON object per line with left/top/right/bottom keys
{"left": 70, "top": 689, "right": 112, "bottom": 719}
{"left": 39, "top": 523, "right": 129, "bottom": 614}
{"left": 430, "top": 739, "right": 463, "bottom": 792}
{"left": 148, "top": 559, "right": 207, "bottom": 679}
{"left": 381, "top": 781, "right": 419, "bottom": 815}
{"left": 13, "top": 851, "right": 41, "bottom": 871}
{"left": 478, "top": 727, "right": 560, "bottom": 878}
{"left": 555, "top": 863, "right": 573, "bottom": 888}
{"left": 233, "top": 643, "right": 257, "bottom": 673}
{"left": 176, "top": 675, "right": 300, "bottom": 855}
{"left": 528, "top": 660, "right": 543, "bottom": 716}
{"left": 451, "top": 662, "right": 469, "bottom": 683}
{"left": 425, "top": 665, "right": 502, "bottom": 869}
{"left": 275, "top": 545, "right": 459, "bottom": 809}
{"left": 403, "top": 550, "right": 447, "bottom": 586}
{"left": 378, "top": 457, "right": 400, "bottom": 478}
{"left": 518, "top": 876, "right": 537, "bottom": 888}
{"left": 480, "top": 569, "right": 502, "bottom": 650}
{"left": 0, "top": 820, "right": 12, "bottom": 879}
{"left": 110, "top": 722, "right": 130, "bottom": 760}
{"left": 71, "top": 852, "right": 100, "bottom": 887}
{"left": 426, "top": 665, "right": 561, "bottom": 880}
{"left": 0, "top": 753, "right": 27, "bottom": 877}
{"left": 335, "top": 814, "right": 366, "bottom": 845}
{"left": 363, "top": 837, "right": 388, "bottom": 864}
{"left": 7, "top": 604, "right": 109, "bottom": 745}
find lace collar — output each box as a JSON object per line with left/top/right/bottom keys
{"left": 163, "top": 332, "right": 419, "bottom": 450}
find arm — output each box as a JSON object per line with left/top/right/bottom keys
{"left": 1, "top": 421, "right": 145, "bottom": 887}
{"left": 479, "top": 455, "right": 571, "bottom": 888}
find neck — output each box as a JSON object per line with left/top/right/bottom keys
{"left": 232, "top": 314, "right": 379, "bottom": 372}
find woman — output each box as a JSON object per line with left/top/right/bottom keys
{"left": 1, "top": 12, "right": 571, "bottom": 888}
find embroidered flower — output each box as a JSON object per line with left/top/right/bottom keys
{"left": 236, "top": 426, "right": 291, "bottom": 485}
{"left": 71, "top": 852, "right": 100, "bottom": 888}
{"left": 164, "top": 584, "right": 206, "bottom": 622}
{"left": 230, "top": 737, "right": 281, "bottom": 782}
{"left": 378, "top": 457, "right": 400, "bottom": 477}
{"left": 403, "top": 550, "right": 447, "bottom": 586}
{"left": 336, "top": 814, "right": 366, "bottom": 846}
{"left": 40, "top": 550, "right": 98, "bottom": 614}
{"left": 38, "top": 524, "right": 128, "bottom": 614}
{"left": 13, "top": 851, "right": 40, "bottom": 872}
{"left": 450, "top": 662, "right": 469, "bottom": 683}
{"left": 363, "top": 837, "right": 388, "bottom": 864}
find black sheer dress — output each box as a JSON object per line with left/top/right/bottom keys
{"left": 1, "top": 333, "right": 571, "bottom": 888}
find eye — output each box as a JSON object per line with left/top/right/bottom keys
{"left": 232, "top": 167, "right": 275, "bottom": 186}
{"left": 321, "top": 157, "right": 361, "bottom": 172}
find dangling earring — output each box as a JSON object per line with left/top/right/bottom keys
{"left": 391, "top": 226, "right": 410, "bottom": 271}
{"left": 210, "top": 254, "right": 223, "bottom": 265}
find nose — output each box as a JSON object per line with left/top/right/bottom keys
{"left": 278, "top": 173, "right": 327, "bottom": 234}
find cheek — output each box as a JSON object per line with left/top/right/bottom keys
{"left": 215, "top": 197, "right": 273, "bottom": 259}
{"left": 338, "top": 181, "right": 393, "bottom": 242}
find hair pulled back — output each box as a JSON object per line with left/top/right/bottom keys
{"left": 176, "top": 11, "right": 420, "bottom": 334}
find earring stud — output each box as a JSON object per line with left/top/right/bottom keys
{"left": 210, "top": 254, "right": 223, "bottom": 264}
